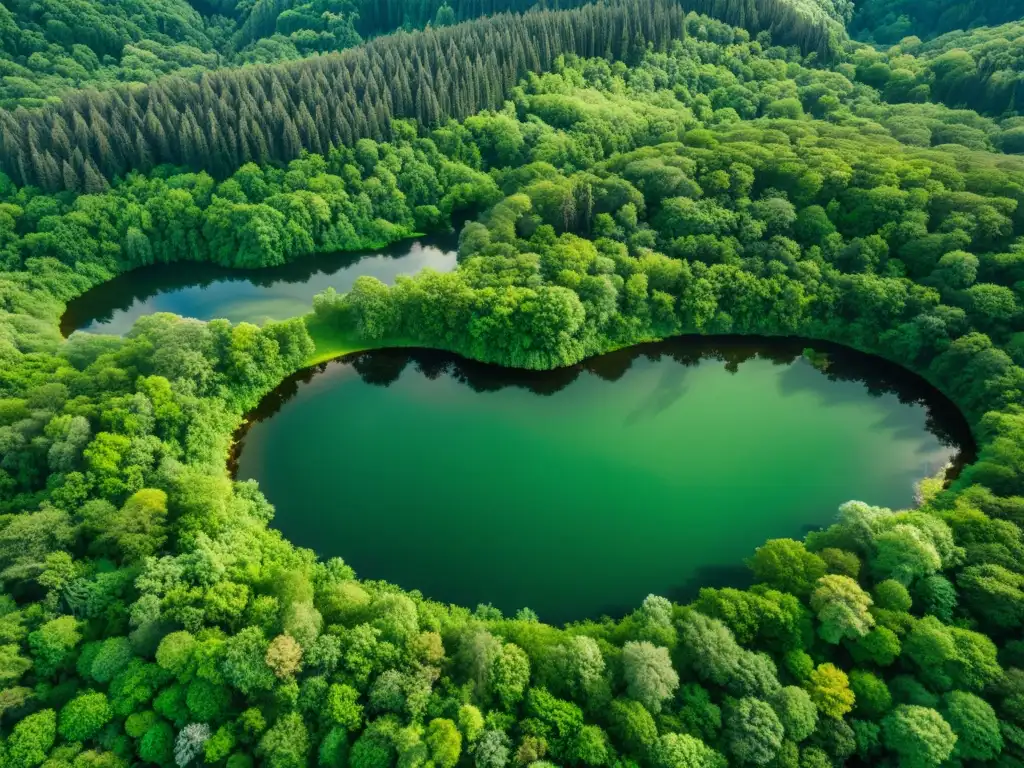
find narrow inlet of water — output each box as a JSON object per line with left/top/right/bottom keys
{"left": 61, "top": 234, "right": 458, "bottom": 335}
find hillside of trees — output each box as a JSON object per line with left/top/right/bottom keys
{"left": 845, "top": 21, "right": 1024, "bottom": 122}
{"left": 0, "top": 0, "right": 842, "bottom": 109}
{"left": 849, "top": 0, "right": 1024, "bottom": 42}
{"left": 5, "top": 1, "right": 1024, "bottom": 767}
{"left": 0, "top": 0, "right": 848, "bottom": 194}
{"left": 10, "top": 0, "right": 1016, "bottom": 115}
{"left": 0, "top": 0, "right": 226, "bottom": 107}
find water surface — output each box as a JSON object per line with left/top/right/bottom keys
{"left": 233, "top": 338, "right": 973, "bottom": 623}
{"left": 61, "top": 235, "right": 458, "bottom": 335}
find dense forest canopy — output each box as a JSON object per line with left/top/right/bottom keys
{"left": 0, "top": 0, "right": 842, "bottom": 109}
{"left": 0, "top": 0, "right": 849, "bottom": 194}
{"left": 849, "top": 0, "right": 1024, "bottom": 42}
{"left": 6, "top": 1, "right": 1024, "bottom": 768}
{"left": 843, "top": 23, "right": 1024, "bottom": 122}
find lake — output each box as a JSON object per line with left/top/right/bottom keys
{"left": 61, "top": 234, "right": 458, "bottom": 335}
{"left": 232, "top": 337, "right": 974, "bottom": 624}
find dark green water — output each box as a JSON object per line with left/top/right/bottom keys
{"left": 233, "top": 338, "right": 973, "bottom": 624}
{"left": 60, "top": 234, "right": 458, "bottom": 336}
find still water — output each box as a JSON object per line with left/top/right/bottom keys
{"left": 61, "top": 235, "right": 457, "bottom": 335}
{"left": 233, "top": 338, "right": 973, "bottom": 624}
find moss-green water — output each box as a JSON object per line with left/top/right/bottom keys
{"left": 234, "top": 339, "right": 972, "bottom": 624}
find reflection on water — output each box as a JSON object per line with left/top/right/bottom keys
{"left": 248, "top": 338, "right": 973, "bottom": 456}
{"left": 232, "top": 337, "right": 975, "bottom": 623}
{"left": 61, "top": 233, "right": 459, "bottom": 336}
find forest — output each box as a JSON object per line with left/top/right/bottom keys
{"left": 7, "top": 0, "right": 1024, "bottom": 767}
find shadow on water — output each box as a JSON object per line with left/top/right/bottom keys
{"left": 230, "top": 334, "right": 977, "bottom": 483}
{"left": 664, "top": 564, "right": 755, "bottom": 607}
{"left": 573, "top": 564, "right": 760, "bottom": 622}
